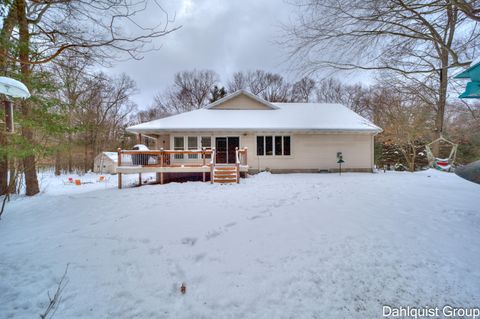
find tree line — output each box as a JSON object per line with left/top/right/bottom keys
{"left": 0, "top": 0, "right": 178, "bottom": 197}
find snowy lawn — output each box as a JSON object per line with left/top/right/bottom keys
{"left": 1, "top": 170, "right": 479, "bottom": 318}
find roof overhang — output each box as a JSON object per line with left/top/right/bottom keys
{"left": 126, "top": 127, "right": 382, "bottom": 134}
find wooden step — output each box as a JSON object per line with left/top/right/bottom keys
{"left": 213, "top": 179, "right": 237, "bottom": 183}
{"left": 214, "top": 167, "right": 237, "bottom": 171}
{"left": 212, "top": 164, "right": 239, "bottom": 184}
{"left": 214, "top": 171, "right": 237, "bottom": 176}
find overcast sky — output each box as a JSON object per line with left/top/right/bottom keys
{"left": 108, "top": 0, "right": 369, "bottom": 109}
{"left": 107, "top": 0, "right": 296, "bottom": 108}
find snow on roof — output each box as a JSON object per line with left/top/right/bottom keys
{"left": 102, "top": 152, "right": 119, "bottom": 162}
{"left": 127, "top": 102, "right": 382, "bottom": 134}
{"left": 133, "top": 144, "right": 149, "bottom": 150}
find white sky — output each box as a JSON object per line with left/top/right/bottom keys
{"left": 107, "top": 0, "right": 370, "bottom": 109}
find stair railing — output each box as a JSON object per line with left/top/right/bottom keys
{"left": 210, "top": 147, "right": 216, "bottom": 184}
{"left": 235, "top": 147, "right": 240, "bottom": 183}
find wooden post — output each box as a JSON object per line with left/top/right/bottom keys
{"left": 139, "top": 173, "right": 142, "bottom": 186}
{"left": 117, "top": 148, "right": 122, "bottom": 189}
{"left": 202, "top": 147, "right": 206, "bottom": 182}
{"left": 160, "top": 148, "right": 164, "bottom": 185}
{"left": 210, "top": 148, "right": 215, "bottom": 184}
{"left": 137, "top": 133, "right": 142, "bottom": 144}
{"left": 4, "top": 101, "right": 14, "bottom": 133}
{"left": 235, "top": 147, "right": 240, "bottom": 183}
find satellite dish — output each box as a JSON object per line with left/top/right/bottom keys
{"left": 0, "top": 76, "right": 30, "bottom": 99}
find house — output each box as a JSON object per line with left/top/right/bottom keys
{"left": 93, "top": 152, "right": 118, "bottom": 174}
{"left": 118, "top": 90, "right": 382, "bottom": 186}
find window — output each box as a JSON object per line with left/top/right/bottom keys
{"left": 256, "top": 136, "right": 264, "bottom": 156}
{"left": 174, "top": 136, "right": 184, "bottom": 159}
{"left": 275, "top": 136, "right": 282, "bottom": 155}
{"left": 283, "top": 136, "right": 291, "bottom": 155}
{"left": 256, "top": 135, "right": 291, "bottom": 156}
{"left": 201, "top": 137, "right": 211, "bottom": 148}
{"left": 265, "top": 136, "right": 273, "bottom": 155}
{"left": 201, "top": 136, "right": 212, "bottom": 158}
{"left": 188, "top": 136, "right": 198, "bottom": 159}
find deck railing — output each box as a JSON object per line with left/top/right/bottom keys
{"left": 118, "top": 147, "right": 248, "bottom": 168}
{"left": 117, "top": 148, "right": 214, "bottom": 168}
{"left": 237, "top": 147, "right": 248, "bottom": 166}
{"left": 116, "top": 147, "right": 248, "bottom": 188}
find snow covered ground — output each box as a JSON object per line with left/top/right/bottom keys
{"left": 31, "top": 170, "right": 156, "bottom": 196}
{"left": 1, "top": 170, "right": 479, "bottom": 318}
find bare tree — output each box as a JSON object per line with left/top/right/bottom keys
{"left": 1, "top": 0, "right": 179, "bottom": 195}
{"left": 154, "top": 70, "right": 219, "bottom": 114}
{"left": 291, "top": 77, "right": 316, "bottom": 102}
{"left": 48, "top": 59, "right": 138, "bottom": 173}
{"left": 285, "top": 0, "right": 479, "bottom": 153}
{"left": 4, "top": 0, "right": 180, "bottom": 65}
{"left": 50, "top": 54, "right": 93, "bottom": 173}
{"left": 133, "top": 105, "right": 171, "bottom": 124}
{"left": 226, "top": 70, "right": 292, "bottom": 102}
{"left": 451, "top": 0, "right": 480, "bottom": 21}
{"left": 227, "top": 72, "right": 249, "bottom": 93}
{"left": 261, "top": 73, "right": 291, "bottom": 102}
{"left": 77, "top": 72, "right": 137, "bottom": 171}
{"left": 316, "top": 78, "right": 370, "bottom": 116}
{"left": 370, "top": 85, "right": 435, "bottom": 171}
{"left": 226, "top": 70, "right": 271, "bottom": 95}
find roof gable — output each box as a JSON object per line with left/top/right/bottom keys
{"left": 205, "top": 90, "right": 278, "bottom": 110}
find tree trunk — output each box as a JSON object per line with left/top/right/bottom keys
{"left": 54, "top": 149, "right": 62, "bottom": 176}
{"left": 433, "top": 55, "right": 449, "bottom": 156}
{"left": 67, "top": 132, "right": 73, "bottom": 173}
{"left": 0, "top": 130, "right": 7, "bottom": 195}
{"left": 17, "top": 0, "right": 39, "bottom": 196}
{"left": 0, "top": 3, "right": 17, "bottom": 196}
{"left": 84, "top": 136, "right": 89, "bottom": 173}
{"left": 8, "top": 159, "right": 17, "bottom": 194}
{"left": 409, "top": 151, "right": 416, "bottom": 172}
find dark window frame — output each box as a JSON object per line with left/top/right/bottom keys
{"left": 256, "top": 135, "right": 291, "bottom": 156}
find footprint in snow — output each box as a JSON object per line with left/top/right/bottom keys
{"left": 194, "top": 253, "right": 206, "bottom": 262}
{"left": 149, "top": 246, "right": 163, "bottom": 255}
{"left": 205, "top": 229, "right": 223, "bottom": 240}
{"left": 181, "top": 237, "right": 197, "bottom": 246}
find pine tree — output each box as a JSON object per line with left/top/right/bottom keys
{"left": 209, "top": 86, "right": 227, "bottom": 103}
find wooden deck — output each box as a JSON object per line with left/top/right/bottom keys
{"left": 116, "top": 147, "right": 248, "bottom": 188}
{"left": 116, "top": 165, "right": 249, "bottom": 173}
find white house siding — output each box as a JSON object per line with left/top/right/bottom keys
{"left": 242, "top": 133, "right": 374, "bottom": 173}
{"left": 160, "top": 132, "right": 374, "bottom": 173}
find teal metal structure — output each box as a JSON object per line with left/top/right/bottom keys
{"left": 455, "top": 59, "right": 480, "bottom": 98}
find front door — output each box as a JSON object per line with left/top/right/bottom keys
{"left": 215, "top": 137, "right": 239, "bottom": 164}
